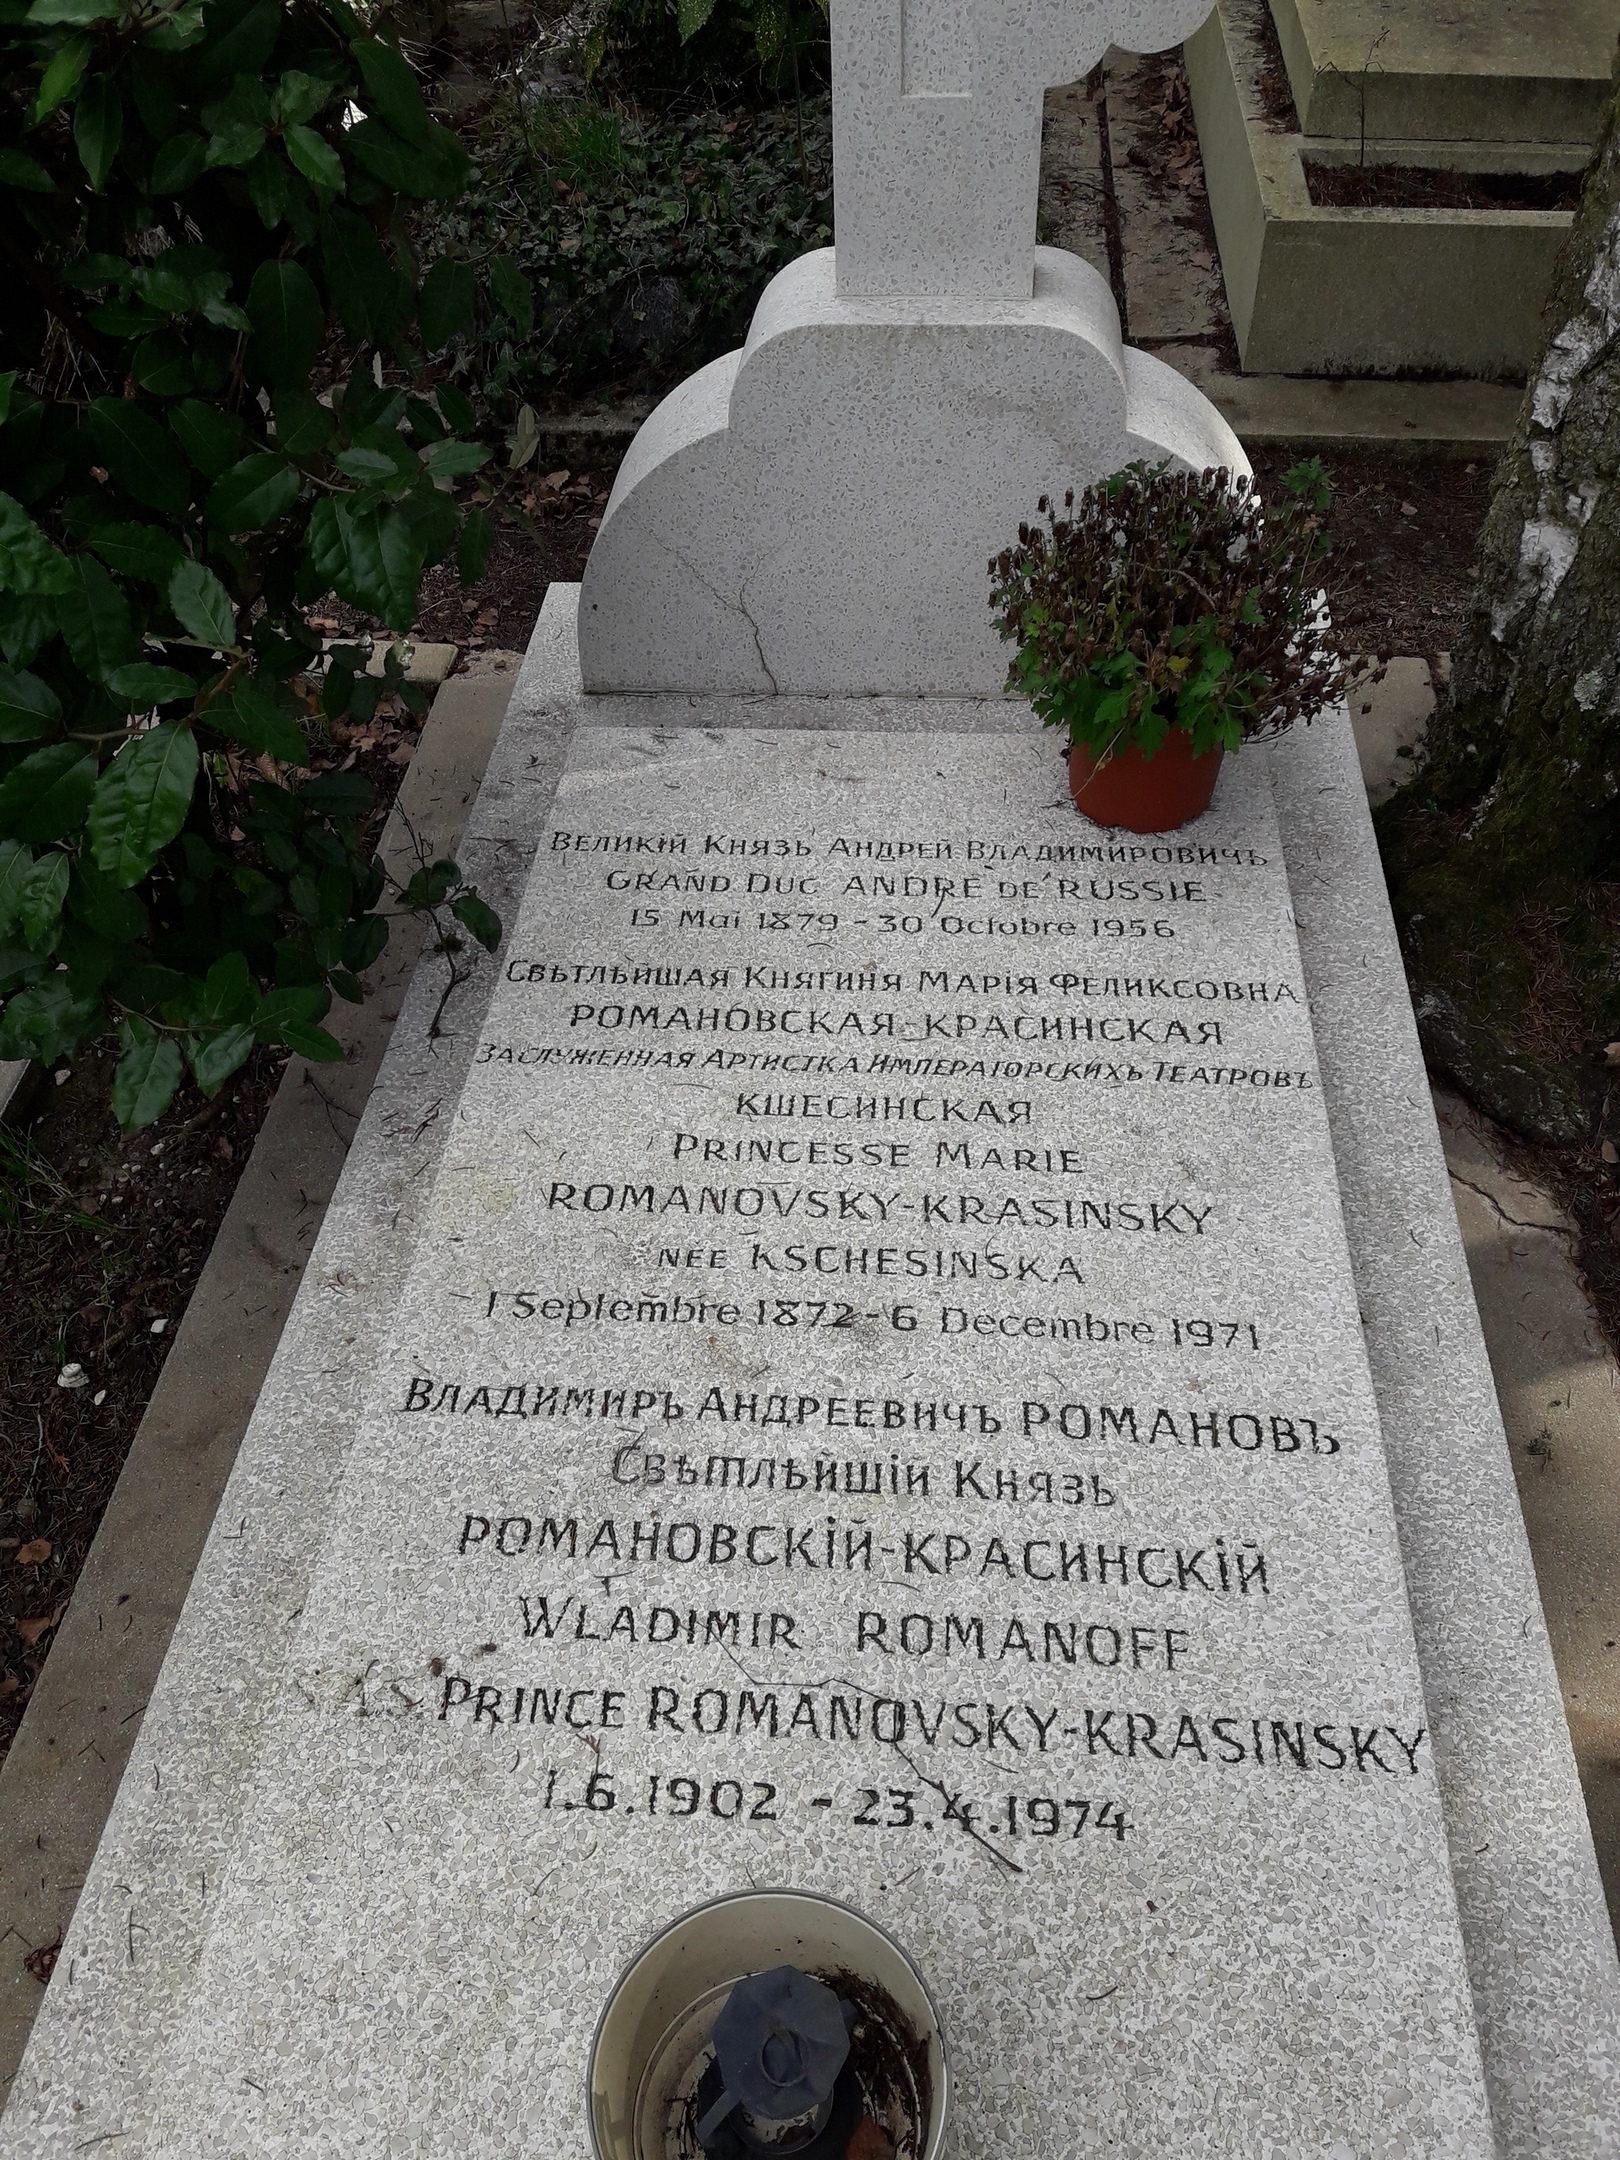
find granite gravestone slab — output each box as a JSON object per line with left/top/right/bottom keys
{"left": 123, "top": 727, "right": 1498, "bottom": 2158}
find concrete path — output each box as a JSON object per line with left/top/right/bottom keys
{"left": 1437, "top": 1090, "right": 1620, "bottom": 1927}
{"left": 0, "top": 651, "right": 1615, "bottom": 2088}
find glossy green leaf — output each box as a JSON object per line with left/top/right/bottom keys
{"left": 346, "top": 114, "right": 468, "bottom": 200}
{"left": 112, "top": 1015, "right": 184, "bottom": 1130}
{"left": 404, "top": 395, "right": 446, "bottom": 444}
{"left": 246, "top": 259, "right": 323, "bottom": 386}
{"left": 0, "top": 593, "right": 57, "bottom": 668}
{"left": 272, "top": 389, "right": 335, "bottom": 456}
{"left": 0, "top": 492, "right": 74, "bottom": 594}
{"left": 73, "top": 73, "right": 122, "bottom": 190}
{"left": 17, "top": 847, "right": 69, "bottom": 949}
{"left": 450, "top": 890, "right": 501, "bottom": 952}
{"left": 88, "top": 721, "right": 199, "bottom": 885}
{"left": 319, "top": 206, "right": 395, "bottom": 342}
{"left": 280, "top": 1018, "right": 343, "bottom": 1060}
{"left": 89, "top": 520, "right": 184, "bottom": 584}
{"left": 0, "top": 665, "right": 61, "bottom": 740}
{"left": 0, "top": 976, "right": 101, "bottom": 1063}
{"left": 193, "top": 0, "right": 277, "bottom": 88}
{"left": 272, "top": 69, "right": 331, "bottom": 127}
{"left": 0, "top": 149, "right": 53, "bottom": 192}
{"left": 203, "top": 69, "right": 272, "bottom": 126}
{"left": 350, "top": 36, "right": 433, "bottom": 145}
{"left": 333, "top": 444, "right": 399, "bottom": 481}
{"left": 219, "top": 676, "right": 307, "bottom": 763}
{"left": 676, "top": 0, "right": 718, "bottom": 33}
{"left": 28, "top": 0, "right": 119, "bottom": 21}
{"left": 0, "top": 838, "right": 31, "bottom": 936}
{"left": 132, "top": 246, "right": 232, "bottom": 317}
{"left": 396, "top": 476, "right": 455, "bottom": 564}
{"left": 198, "top": 289, "right": 252, "bottom": 333}
{"left": 306, "top": 498, "right": 422, "bottom": 629}
{"left": 420, "top": 438, "right": 490, "bottom": 481}
{"left": 340, "top": 910, "right": 388, "bottom": 972}
{"left": 31, "top": 32, "right": 89, "bottom": 122}
{"left": 205, "top": 117, "right": 265, "bottom": 168}
{"left": 435, "top": 382, "right": 475, "bottom": 436}
{"left": 130, "top": 329, "right": 193, "bottom": 395}
{"left": 61, "top": 251, "right": 130, "bottom": 290}
{"left": 489, "top": 255, "right": 533, "bottom": 337}
{"left": 0, "top": 743, "right": 97, "bottom": 842}
{"left": 169, "top": 398, "right": 244, "bottom": 479}
{"left": 144, "top": 0, "right": 206, "bottom": 49}
{"left": 150, "top": 132, "right": 208, "bottom": 193}
{"left": 252, "top": 982, "right": 327, "bottom": 1035}
{"left": 58, "top": 554, "right": 138, "bottom": 679}
{"left": 89, "top": 398, "right": 190, "bottom": 513}
{"left": 455, "top": 506, "right": 492, "bottom": 586}
{"left": 168, "top": 557, "right": 238, "bottom": 648}
{"left": 284, "top": 123, "right": 342, "bottom": 195}
{"left": 190, "top": 1019, "right": 253, "bottom": 1094}
{"left": 199, "top": 946, "right": 254, "bottom": 1021}
{"left": 298, "top": 771, "right": 371, "bottom": 818}
{"left": 242, "top": 143, "right": 288, "bottom": 226}
{"left": 67, "top": 852, "right": 145, "bottom": 942}
{"left": 105, "top": 663, "right": 197, "bottom": 706}
{"left": 206, "top": 453, "right": 300, "bottom": 533}
{"left": 127, "top": 46, "right": 179, "bottom": 135}
{"left": 84, "top": 298, "right": 166, "bottom": 336}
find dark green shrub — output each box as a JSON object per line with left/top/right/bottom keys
{"left": 432, "top": 92, "right": 832, "bottom": 400}
{"left": 989, "top": 461, "right": 1343, "bottom": 760}
{"left": 582, "top": 0, "right": 829, "bottom": 101}
{"left": 0, "top": 0, "right": 508, "bottom": 1129}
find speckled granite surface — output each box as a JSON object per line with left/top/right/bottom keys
{"left": 4, "top": 590, "right": 1615, "bottom": 2157}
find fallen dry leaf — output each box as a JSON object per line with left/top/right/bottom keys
{"left": 16, "top": 1609, "right": 62, "bottom": 1647}
{"left": 15, "top": 1539, "right": 52, "bottom": 1567}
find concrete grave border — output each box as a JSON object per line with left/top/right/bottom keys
{"left": 1267, "top": 0, "right": 1617, "bottom": 146}
{"left": 1186, "top": 0, "right": 1578, "bottom": 377}
{"left": 1, "top": 590, "right": 1615, "bottom": 2154}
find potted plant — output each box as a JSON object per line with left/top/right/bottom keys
{"left": 989, "top": 460, "right": 1344, "bottom": 834}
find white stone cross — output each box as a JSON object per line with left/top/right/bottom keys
{"left": 833, "top": 0, "right": 1216, "bottom": 301}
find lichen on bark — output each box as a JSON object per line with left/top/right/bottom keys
{"left": 1377, "top": 50, "right": 1620, "bottom": 1145}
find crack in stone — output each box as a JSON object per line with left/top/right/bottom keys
{"left": 736, "top": 580, "right": 780, "bottom": 696}
{"left": 1447, "top": 1169, "right": 1574, "bottom": 1240}
{"left": 638, "top": 528, "right": 780, "bottom": 695}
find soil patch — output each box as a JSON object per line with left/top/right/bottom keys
{"left": 1251, "top": 446, "right": 1495, "bottom": 659}
{"left": 0, "top": 1049, "right": 287, "bottom": 1758}
{"left": 1305, "top": 162, "right": 1584, "bottom": 214}
{"left": 1233, "top": 0, "right": 1303, "bottom": 133}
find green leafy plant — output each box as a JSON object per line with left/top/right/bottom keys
{"left": 0, "top": 0, "right": 504, "bottom": 1130}
{"left": 430, "top": 92, "right": 832, "bottom": 400}
{"left": 989, "top": 460, "right": 1343, "bottom": 761}
{"left": 581, "top": 0, "right": 828, "bottom": 99}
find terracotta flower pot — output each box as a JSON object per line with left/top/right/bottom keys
{"left": 1067, "top": 728, "right": 1224, "bottom": 834}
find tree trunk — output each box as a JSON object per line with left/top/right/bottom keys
{"left": 1376, "top": 51, "right": 1620, "bottom": 1145}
